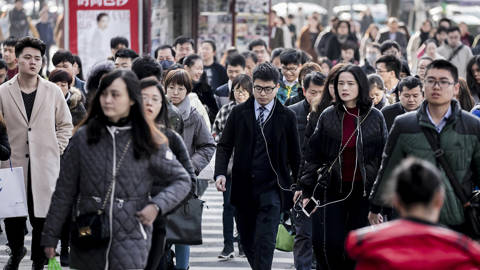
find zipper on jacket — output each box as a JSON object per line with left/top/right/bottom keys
{"left": 356, "top": 116, "right": 367, "bottom": 197}
{"left": 104, "top": 128, "right": 117, "bottom": 270}
{"left": 339, "top": 112, "right": 344, "bottom": 193}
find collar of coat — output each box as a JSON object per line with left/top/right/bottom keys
{"left": 5, "top": 74, "right": 53, "bottom": 123}
{"left": 417, "top": 99, "right": 461, "bottom": 129}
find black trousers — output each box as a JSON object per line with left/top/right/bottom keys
{"left": 144, "top": 217, "right": 167, "bottom": 270}
{"left": 312, "top": 181, "right": 369, "bottom": 270}
{"left": 4, "top": 163, "right": 46, "bottom": 264}
{"left": 236, "top": 189, "right": 281, "bottom": 270}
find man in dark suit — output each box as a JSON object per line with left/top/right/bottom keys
{"left": 214, "top": 62, "right": 301, "bottom": 270}
{"left": 377, "top": 17, "right": 408, "bottom": 56}
{"left": 381, "top": 76, "right": 424, "bottom": 130}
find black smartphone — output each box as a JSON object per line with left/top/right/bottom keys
{"left": 302, "top": 197, "right": 319, "bottom": 217}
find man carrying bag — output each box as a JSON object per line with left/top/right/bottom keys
{"left": 369, "top": 60, "right": 480, "bottom": 238}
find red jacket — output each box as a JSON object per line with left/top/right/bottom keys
{"left": 346, "top": 218, "right": 480, "bottom": 270}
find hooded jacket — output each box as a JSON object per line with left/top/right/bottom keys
{"left": 66, "top": 87, "right": 87, "bottom": 126}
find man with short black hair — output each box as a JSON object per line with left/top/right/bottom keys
{"left": 1, "top": 37, "right": 73, "bottom": 270}
{"left": 381, "top": 76, "right": 424, "bottom": 130}
{"left": 376, "top": 55, "right": 401, "bottom": 96}
{"left": 369, "top": 60, "right": 480, "bottom": 239}
{"left": 201, "top": 39, "right": 228, "bottom": 92}
{"left": 52, "top": 49, "right": 86, "bottom": 97}
{"left": 173, "top": 36, "right": 195, "bottom": 62}
{"left": 3, "top": 37, "right": 18, "bottom": 80}
{"left": 110, "top": 36, "right": 129, "bottom": 59}
{"left": 277, "top": 48, "right": 302, "bottom": 104}
{"left": 215, "top": 62, "right": 300, "bottom": 270}
{"left": 380, "top": 40, "right": 402, "bottom": 59}
{"left": 155, "top": 44, "right": 175, "bottom": 69}
{"left": 114, "top": 48, "right": 138, "bottom": 70}
{"left": 215, "top": 53, "right": 246, "bottom": 108}
{"left": 248, "top": 39, "right": 270, "bottom": 64}
{"left": 438, "top": 26, "right": 473, "bottom": 79}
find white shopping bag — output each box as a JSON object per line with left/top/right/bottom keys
{"left": 0, "top": 166, "right": 27, "bottom": 218}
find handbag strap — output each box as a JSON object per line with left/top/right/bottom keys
{"left": 448, "top": 44, "right": 464, "bottom": 61}
{"left": 321, "top": 106, "right": 373, "bottom": 174}
{"left": 99, "top": 138, "right": 132, "bottom": 214}
{"left": 421, "top": 126, "right": 471, "bottom": 207}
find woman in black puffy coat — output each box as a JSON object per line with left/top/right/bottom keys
{"left": 299, "top": 65, "right": 387, "bottom": 270}
{"left": 42, "top": 70, "right": 191, "bottom": 270}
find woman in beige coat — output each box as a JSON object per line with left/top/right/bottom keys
{"left": 0, "top": 37, "right": 72, "bottom": 269}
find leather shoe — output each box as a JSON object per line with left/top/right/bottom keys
{"left": 3, "top": 247, "right": 27, "bottom": 270}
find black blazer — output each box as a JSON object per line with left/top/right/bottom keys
{"left": 214, "top": 97, "right": 301, "bottom": 210}
{"left": 381, "top": 102, "right": 407, "bottom": 131}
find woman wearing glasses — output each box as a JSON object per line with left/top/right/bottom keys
{"left": 164, "top": 69, "right": 216, "bottom": 270}
{"left": 299, "top": 64, "right": 388, "bottom": 270}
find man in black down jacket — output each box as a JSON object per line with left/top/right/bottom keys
{"left": 215, "top": 63, "right": 301, "bottom": 270}
{"left": 381, "top": 76, "right": 424, "bottom": 131}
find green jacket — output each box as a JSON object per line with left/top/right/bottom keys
{"left": 370, "top": 100, "right": 480, "bottom": 226}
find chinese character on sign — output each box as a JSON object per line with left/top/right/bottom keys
{"left": 77, "top": 0, "right": 129, "bottom": 7}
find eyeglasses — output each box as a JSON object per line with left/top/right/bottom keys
{"left": 424, "top": 79, "right": 455, "bottom": 88}
{"left": 281, "top": 66, "right": 298, "bottom": 73}
{"left": 254, "top": 85, "right": 276, "bottom": 94}
{"left": 142, "top": 95, "right": 162, "bottom": 104}
{"left": 234, "top": 88, "right": 249, "bottom": 95}
{"left": 166, "top": 85, "right": 187, "bottom": 93}
{"left": 376, "top": 69, "right": 388, "bottom": 74}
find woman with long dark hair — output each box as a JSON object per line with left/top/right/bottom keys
{"left": 466, "top": 55, "right": 480, "bottom": 103}
{"left": 299, "top": 65, "right": 387, "bottom": 270}
{"left": 41, "top": 70, "right": 191, "bottom": 269}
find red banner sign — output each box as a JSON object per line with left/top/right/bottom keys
{"left": 65, "top": 0, "right": 142, "bottom": 73}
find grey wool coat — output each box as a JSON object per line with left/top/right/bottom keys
{"left": 41, "top": 125, "right": 191, "bottom": 270}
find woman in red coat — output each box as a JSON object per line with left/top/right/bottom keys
{"left": 346, "top": 157, "right": 480, "bottom": 270}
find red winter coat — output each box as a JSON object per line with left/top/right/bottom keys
{"left": 346, "top": 218, "right": 480, "bottom": 270}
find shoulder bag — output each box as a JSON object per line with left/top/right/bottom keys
{"left": 165, "top": 195, "right": 205, "bottom": 245}
{"left": 71, "top": 139, "right": 132, "bottom": 250}
{"left": 422, "top": 127, "right": 480, "bottom": 238}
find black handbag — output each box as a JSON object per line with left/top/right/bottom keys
{"left": 421, "top": 127, "right": 480, "bottom": 238}
{"left": 165, "top": 196, "right": 205, "bottom": 245}
{"left": 71, "top": 139, "right": 132, "bottom": 250}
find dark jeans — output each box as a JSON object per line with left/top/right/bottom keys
{"left": 222, "top": 175, "right": 239, "bottom": 247}
{"left": 292, "top": 207, "right": 313, "bottom": 270}
{"left": 4, "top": 163, "right": 46, "bottom": 264}
{"left": 236, "top": 189, "right": 281, "bottom": 270}
{"left": 312, "top": 181, "right": 369, "bottom": 270}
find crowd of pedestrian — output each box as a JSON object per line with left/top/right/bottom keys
{"left": 1, "top": 2, "right": 480, "bottom": 270}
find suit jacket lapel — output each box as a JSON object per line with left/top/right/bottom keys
{"left": 7, "top": 76, "right": 28, "bottom": 123}
{"left": 29, "top": 76, "right": 47, "bottom": 123}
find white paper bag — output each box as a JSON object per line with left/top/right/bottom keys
{"left": 0, "top": 167, "right": 28, "bottom": 218}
